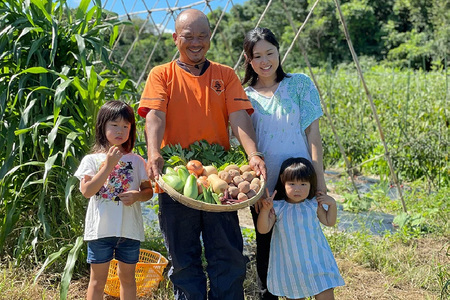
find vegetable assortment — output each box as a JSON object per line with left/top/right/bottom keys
{"left": 159, "top": 141, "right": 263, "bottom": 205}
{"left": 161, "top": 161, "right": 262, "bottom": 205}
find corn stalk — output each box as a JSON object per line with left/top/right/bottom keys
{"left": 0, "top": 0, "right": 137, "bottom": 298}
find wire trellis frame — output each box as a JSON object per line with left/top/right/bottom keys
{"left": 104, "top": 0, "right": 408, "bottom": 212}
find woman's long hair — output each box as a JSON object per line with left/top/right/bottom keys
{"left": 242, "top": 27, "right": 288, "bottom": 87}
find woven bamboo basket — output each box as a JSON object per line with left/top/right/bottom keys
{"left": 104, "top": 249, "right": 168, "bottom": 297}
{"left": 156, "top": 175, "right": 266, "bottom": 212}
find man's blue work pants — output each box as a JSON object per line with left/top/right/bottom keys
{"left": 158, "top": 193, "right": 248, "bottom": 300}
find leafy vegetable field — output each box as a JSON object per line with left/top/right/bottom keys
{"left": 310, "top": 64, "right": 448, "bottom": 189}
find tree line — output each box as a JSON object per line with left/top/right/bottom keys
{"left": 111, "top": 0, "right": 450, "bottom": 82}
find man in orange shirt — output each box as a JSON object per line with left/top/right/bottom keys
{"left": 138, "top": 8, "right": 266, "bottom": 300}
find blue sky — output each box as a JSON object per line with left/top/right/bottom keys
{"left": 68, "top": 0, "right": 246, "bottom": 32}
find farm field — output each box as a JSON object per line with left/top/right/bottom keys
{"left": 1, "top": 66, "right": 448, "bottom": 299}
{"left": 1, "top": 1, "right": 449, "bottom": 298}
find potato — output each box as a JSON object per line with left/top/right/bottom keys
{"left": 241, "top": 171, "right": 254, "bottom": 182}
{"left": 228, "top": 186, "right": 239, "bottom": 198}
{"left": 238, "top": 181, "right": 251, "bottom": 194}
{"left": 224, "top": 164, "right": 240, "bottom": 173}
{"left": 237, "top": 193, "right": 248, "bottom": 201}
{"left": 228, "top": 169, "right": 240, "bottom": 178}
{"left": 246, "top": 189, "right": 257, "bottom": 199}
{"left": 250, "top": 183, "right": 260, "bottom": 193}
{"left": 218, "top": 170, "right": 232, "bottom": 183}
{"left": 251, "top": 177, "right": 261, "bottom": 186}
{"left": 210, "top": 177, "right": 228, "bottom": 194}
{"left": 202, "top": 165, "right": 218, "bottom": 176}
{"left": 233, "top": 175, "right": 244, "bottom": 186}
{"left": 207, "top": 174, "right": 219, "bottom": 185}
{"left": 240, "top": 164, "right": 252, "bottom": 174}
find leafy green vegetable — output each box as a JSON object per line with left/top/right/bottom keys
{"left": 161, "top": 140, "right": 247, "bottom": 169}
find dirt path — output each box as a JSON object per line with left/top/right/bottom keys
{"left": 335, "top": 259, "right": 438, "bottom": 300}
{"left": 65, "top": 233, "right": 443, "bottom": 300}
{"left": 66, "top": 258, "right": 439, "bottom": 300}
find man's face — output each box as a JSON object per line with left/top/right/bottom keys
{"left": 173, "top": 18, "right": 211, "bottom": 65}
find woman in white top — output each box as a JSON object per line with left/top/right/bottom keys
{"left": 242, "top": 27, "right": 328, "bottom": 300}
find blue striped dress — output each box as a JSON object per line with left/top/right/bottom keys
{"left": 267, "top": 198, "right": 345, "bottom": 298}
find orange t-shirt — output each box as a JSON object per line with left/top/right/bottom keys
{"left": 138, "top": 60, "right": 253, "bottom": 150}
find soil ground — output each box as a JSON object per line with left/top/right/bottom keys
{"left": 63, "top": 234, "right": 444, "bottom": 300}
{"left": 58, "top": 205, "right": 445, "bottom": 300}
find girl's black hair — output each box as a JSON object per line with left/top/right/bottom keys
{"left": 242, "top": 27, "right": 289, "bottom": 87}
{"left": 93, "top": 100, "right": 136, "bottom": 153}
{"left": 273, "top": 157, "right": 317, "bottom": 200}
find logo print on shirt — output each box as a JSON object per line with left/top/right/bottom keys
{"left": 211, "top": 79, "right": 225, "bottom": 95}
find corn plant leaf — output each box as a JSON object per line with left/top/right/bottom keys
{"left": 60, "top": 236, "right": 84, "bottom": 300}
{"left": 30, "top": 0, "right": 52, "bottom": 22}
{"left": 110, "top": 24, "right": 119, "bottom": 48}
{"left": 74, "top": 34, "right": 86, "bottom": 69}
{"left": 1, "top": 161, "right": 45, "bottom": 180}
{"left": 0, "top": 147, "right": 17, "bottom": 180}
{"left": 16, "top": 27, "right": 35, "bottom": 44}
{"left": 54, "top": 79, "right": 73, "bottom": 119}
{"left": 43, "top": 153, "right": 59, "bottom": 183}
{"left": 0, "top": 24, "right": 13, "bottom": 37}
{"left": 87, "top": 66, "right": 97, "bottom": 100}
{"left": 0, "top": 202, "right": 19, "bottom": 253}
{"left": 19, "top": 97, "right": 37, "bottom": 129}
{"left": 63, "top": 132, "right": 81, "bottom": 160}
{"left": 26, "top": 36, "right": 46, "bottom": 66}
{"left": 19, "top": 66, "right": 49, "bottom": 74}
{"left": 38, "top": 194, "right": 50, "bottom": 238}
{"left": 95, "top": 78, "right": 109, "bottom": 99}
{"left": 72, "top": 77, "right": 88, "bottom": 99}
{"left": 85, "top": 5, "right": 97, "bottom": 26}
{"left": 0, "top": 171, "right": 42, "bottom": 253}
{"left": 64, "top": 176, "right": 79, "bottom": 215}
{"left": 114, "top": 78, "right": 130, "bottom": 99}
{"left": 48, "top": 116, "right": 72, "bottom": 150}
{"left": 34, "top": 244, "right": 72, "bottom": 284}
{"left": 49, "top": 18, "right": 58, "bottom": 66}
{"left": 76, "top": 0, "right": 90, "bottom": 20}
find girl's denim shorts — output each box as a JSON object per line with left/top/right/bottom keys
{"left": 87, "top": 237, "right": 140, "bottom": 264}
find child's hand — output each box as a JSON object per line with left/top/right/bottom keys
{"left": 117, "top": 190, "right": 139, "bottom": 206}
{"left": 316, "top": 191, "right": 336, "bottom": 208}
{"left": 256, "top": 188, "right": 277, "bottom": 234}
{"left": 105, "top": 145, "right": 123, "bottom": 167}
{"left": 260, "top": 188, "right": 277, "bottom": 212}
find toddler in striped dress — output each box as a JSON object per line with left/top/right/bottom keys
{"left": 257, "top": 157, "right": 345, "bottom": 300}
